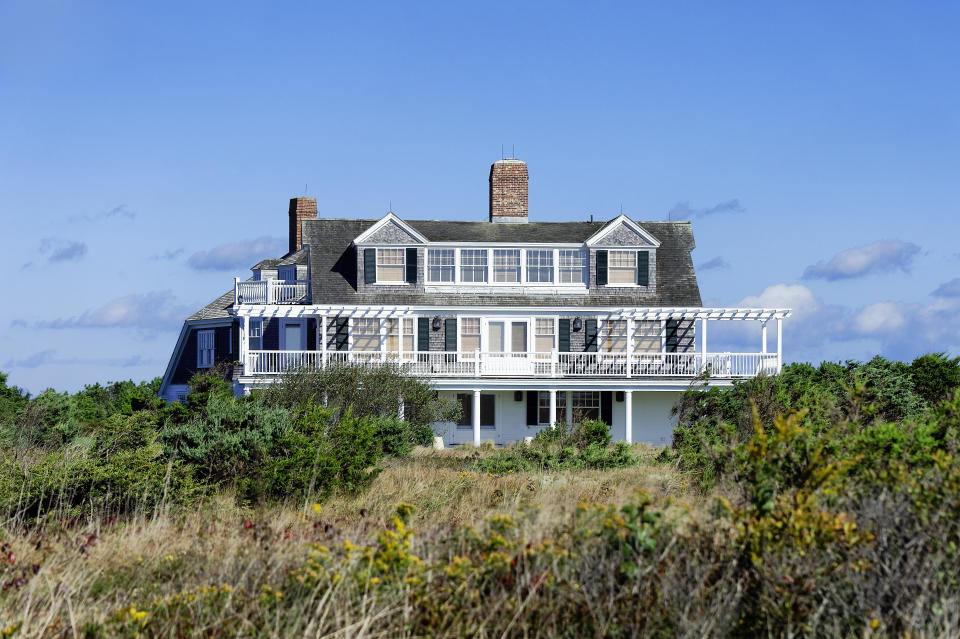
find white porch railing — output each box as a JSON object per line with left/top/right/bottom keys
{"left": 244, "top": 350, "right": 780, "bottom": 379}
{"left": 235, "top": 279, "right": 309, "bottom": 305}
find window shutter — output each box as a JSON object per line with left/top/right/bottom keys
{"left": 363, "top": 248, "right": 376, "bottom": 284}
{"left": 600, "top": 391, "right": 613, "bottom": 425}
{"left": 417, "top": 317, "right": 430, "bottom": 351}
{"left": 458, "top": 394, "right": 472, "bottom": 427}
{"left": 335, "top": 317, "right": 349, "bottom": 351}
{"left": 405, "top": 248, "right": 418, "bottom": 283}
{"left": 526, "top": 391, "right": 539, "bottom": 426}
{"left": 584, "top": 319, "right": 598, "bottom": 352}
{"left": 666, "top": 319, "right": 679, "bottom": 353}
{"left": 595, "top": 250, "right": 608, "bottom": 286}
{"left": 480, "top": 395, "right": 495, "bottom": 427}
{"left": 637, "top": 251, "right": 649, "bottom": 286}
{"left": 444, "top": 318, "right": 457, "bottom": 352}
{"left": 558, "top": 319, "right": 571, "bottom": 352}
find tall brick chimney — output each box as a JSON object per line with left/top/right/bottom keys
{"left": 288, "top": 197, "right": 317, "bottom": 253}
{"left": 489, "top": 159, "right": 528, "bottom": 223}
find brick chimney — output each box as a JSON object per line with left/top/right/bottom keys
{"left": 288, "top": 197, "right": 317, "bottom": 253}
{"left": 489, "top": 159, "right": 528, "bottom": 223}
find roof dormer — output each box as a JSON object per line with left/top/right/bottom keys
{"left": 354, "top": 212, "right": 428, "bottom": 245}
{"left": 584, "top": 214, "right": 661, "bottom": 248}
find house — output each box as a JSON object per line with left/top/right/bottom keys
{"left": 159, "top": 158, "right": 791, "bottom": 445}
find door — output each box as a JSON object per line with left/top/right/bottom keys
{"left": 483, "top": 320, "right": 531, "bottom": 375}
{"left": 282, "top": 322, "right": 304, "bottom": 371}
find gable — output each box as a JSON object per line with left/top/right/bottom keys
{"left": 585, "top": 215, "right": 661, "bottom": 248}
{"left": 354, "top": 212, "right": 428, "bottom": 244}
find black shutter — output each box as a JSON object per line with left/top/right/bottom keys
{"left": 666, "top": 319, "right": 679, "bottom": 353}
{"left": 527, "top": 391, "right": 538, "bottom": 426}
{"left": 335, "top": 317, "right": 348, "bottom": 351}
{"left": 558, "top": 319, "right": 571, "bottom": 352}
{"left": 363, "top": 248, "right": 376, "bottom": 284}
{"left": 637, "top": 250, "right": 649, "bottom": 286}
{"left": 457, "top": 393, "right": 471, "bottom": 427}
{"left": 306, "top": 318, "right": 317, "bottom": 350}
{"left": 480, "top": 395, "right": 495, "bottom": 427}
{"left": 417, "top": 317, "right": 430, "bottom": 351}
{"left": 596, "top": 250, "right": 608, "bottom": 286}
{"left": 405, "top": 247, "right": 418, "bottom": 283}
{"left": 600, "top": 391, "right": 613, "bottom": 425}
{"left": 444, "top": 318, "right": 457, "bottom": 352}
{"left": 584, "top": 319, "right": 598, "bottom": 352}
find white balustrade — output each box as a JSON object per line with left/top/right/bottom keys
{"left": 244, "top": 349, "right": 780, "bottom": 379}
{"left": 235, "top": 279, "right": 308, "bottom": 305}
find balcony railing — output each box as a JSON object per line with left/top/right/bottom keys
{"left": 235, "top": 279, "right": 309, "bottom": 305}
{"left": 243, "top": 350, "right": 780, "bottom": 379}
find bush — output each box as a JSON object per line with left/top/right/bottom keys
{"left": 570, "top": 418, "right": 611, "bottom": 448}
{"left": 910, "top": 352, "right": 960, "bottom": 405}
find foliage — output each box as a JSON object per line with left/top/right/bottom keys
{"left": 910, "top": 352, "right": 960, "bottom": 405}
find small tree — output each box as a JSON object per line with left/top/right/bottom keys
{"left": 910, "top": 352, "right": 960, "bottom": 406}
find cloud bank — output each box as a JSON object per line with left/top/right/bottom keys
{"left": 187, "top": 236, "right": 286, "bottom": 271}
{"left": 802, "top": 240, "right": 920, "bottom": 281}
{"left": 28, "top": 290, "right": 193, "bottom": 331}
{"left": 932, "top": 278, "right": 960, "bottom": 298}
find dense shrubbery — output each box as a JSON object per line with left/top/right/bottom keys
{"left": 0, "top": 364, "right": 448, "bottom": 522}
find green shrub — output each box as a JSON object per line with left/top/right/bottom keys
{"left": 570, "top": 418, "right": 611, "bottom": 448}
{"left": 910, "top": 352, "right": 960, "bottom": 405}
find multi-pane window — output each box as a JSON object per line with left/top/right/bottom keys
{"left": 572, "top": 391, "right": 600, "bottom": 423}
{"left": 353, "top": 318, "right": 380, "bottom": 351}
{"left": 535, "top": 318, "right": 555, "bottom": 352}
{"left": 456, "top": 393, "right": 495, "bottom": 429}
{"left": 634, "top": 320, "right": 661, "bottom": 353}
{"left": 197, "top": 330, "right": 215, "bottom": 368}
{"left": 460, "top": 249, "right": 488, "bottom": 282}
{"left": 427, "top": 249, "right": 455, "bottom": 282}
{"left": 384, "top": 318, "right": 414, "bottom": 355}
{"left": 493, "top": 249, "right": 521, "bottom": 283}
{"left": 556, "top": 392, "right": 567, "bottom": 424}
{"left": 538, "top": 391, "right": 551, "bottom": 425}
{"left": 602, "top": 320, "right": 628, "bottom": 352}
{"left": 526, "top": 249, "right": 554, "bottom": 283}
{"left": 461, "top": 318, "right": 480, "bottom": 356}
{"left": 377, "top": 249, "right": 405, "bottom": 282}
{"left": 559, "top": 249, "right": 586, "bottom": 283}
{"left": 249, "top": 319, "right": 262, "bottom": 350}
{"left": 608, "top": 251, "right": 636, "bottom": 284}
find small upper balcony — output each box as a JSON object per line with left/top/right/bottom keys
{"left": 235, "top": 278, "right": 309, "bottom": 305}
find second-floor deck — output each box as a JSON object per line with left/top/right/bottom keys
{"left": 235, "top": 278, "right": 309, "bottom": 305}
{"left": 242, "top": 349, "right": 779, "bottom": 379}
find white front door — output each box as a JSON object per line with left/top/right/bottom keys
{"left": 483, "top": 320, "right": 531, "bottom": 375}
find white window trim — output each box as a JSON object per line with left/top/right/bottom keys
{"left": 374, "top": 247, "right": 408, "bottom": 286}
{"left": 418, "top": 247, "right": 589, "bottom": 288}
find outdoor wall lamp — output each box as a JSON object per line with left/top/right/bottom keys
{"left": 572, "top": 317, "right": 582, "bottom": 331}
{"left": 432, "top": 316, "right": 442, "bottom": 331}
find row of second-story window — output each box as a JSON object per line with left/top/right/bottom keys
{"left": 243, "top": 317, "right": 685, "bottom": 353}
{"left": 363, "top": 247, "right": 651, "bottom": 287}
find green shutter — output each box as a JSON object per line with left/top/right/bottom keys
{"left": 363, "top": 248, "right": 376, "bottom": 284}
{"left": 666, "top": 319, "right": 679, "bottom": 353}
{"left": 405, "top": 247, "right": 418, "bottom": 283}
{"left": 335, "top": 317, "right": 349, "bottom": 351}
{"left": 584, "top": 319, "right": 598, "bottom": 352}
{"left": 417, "top": 317, "right": 430, "bottom": 351}
{"left": 444, "top": 318, "right": 457, "bottom": 352}
{"left": 600, "top": 391, "right": 613, "bottom": 425}
{"left": 637, "top": 250, "right": 649, "bottom": 286}
{"left": 558, "top": 319, "right": 571, "bottom": 352}
{"left": 596, "top": 250, "right": 608, "bottom": 286}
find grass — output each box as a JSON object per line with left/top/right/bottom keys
{"left": 0, "top": 444, "right": 690, "bottom": 638}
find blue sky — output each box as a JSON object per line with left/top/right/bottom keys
{"left": 2, "top": 1, "right": 959, "bottom": 394}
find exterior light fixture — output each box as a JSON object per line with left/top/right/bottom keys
{"left": 432, "top": 317, "right": 442, "bottom": 331}
{"left": 237, "top": 294, "right": 244, "bottom": 305}
{"left": 572, "top": 317, "right": 582, "bottom": 331}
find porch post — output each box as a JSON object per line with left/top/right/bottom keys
{"left": 549, "top": 389, "right": 557, "bottom": 428}
{"left": 472, "top": 389, "right": 481, "bottom": 447}
{"left": 701, "top": 318, "right": 707, "bottom": 373}
{"left": 398, "top": 393, "right": 404, "bottom": 419}
{"left": 240, "top": 315, "right": 249, "bottom": 374}
{"left": 777, "top": 318, "right": 783, "bottom": 372}
{"left": 761, "top": 321, "right": 768, "bottom": 354}
{"left": 320, "top": 316, "right": 327, "bottom": 367}
{"left": 626, "top": 318, "right": 634, "bottom": 378}
{"left": 624, "top": 389, "right": 633, "bottom": 444}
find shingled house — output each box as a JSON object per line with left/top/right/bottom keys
{"left": 159, "top": 158, "right": 790, "bottom": 445}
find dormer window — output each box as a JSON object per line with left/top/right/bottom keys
{"left": 596, "top": 250, "right": 650, "bottom": 286}
{"left": 460, "top": 249, "right": 488, "bottom": 282}
{"left": 526, "top": 249, "right": 554, "bottom": 283}
{"left": 559, "top": 249, "right": 586, "bottom": 283}
{"left": 377, "top": 248, "right": 405, "bottom": 282}
{"left": 427, "top": 249, "right": 455, "bottom": 282}
{"left": 493, "top": 249, "right": 521, "bottom": 283}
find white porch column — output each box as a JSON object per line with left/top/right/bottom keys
{"left": 626, "top": 318, "right": 634, "bottom": 378}
{"left": 240, "top": 315, "right": 249, "bottom": 373}
{"left": 549, "top": 389, "right": 557, "bottom": 428}
{"left": 777, "top": 318, "right": 783, "bottom": 372}
{"left": 624, "top": 390, "right": 633, "bottom": 444}
{"left": 320, "top": 316, "right": 327, "bottom": 366}
{"left": 472, "top": 390, "right": 481, "bottom": 447}
{"left": 398, "top": 393, "right": 404, "bottom": 419}
{"left": 700, "top": 318, "right": 707, "bottom": 373}
{"left": 761, "top": 321, "right": 768, "bottom": 354}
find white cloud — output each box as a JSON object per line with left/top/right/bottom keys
{"left": 852, "top": 302, "right": 907, "bottom": 335}
{"left": 667, "top": 198, "right": 744, "bottom": 221}
{"left": 802, "top": 240, "right": 920, "bottom": 281}
{"left": 29, "top": 290, "right": 193, "bottom": 331}
{"left": 739, "top": 283, "right": 820, "bottom": 319}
